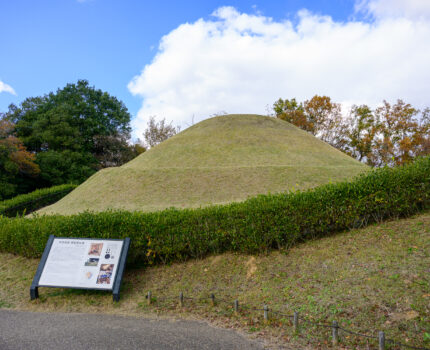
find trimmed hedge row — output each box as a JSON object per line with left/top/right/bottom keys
{"left": 0, "top": 157, "right": 429, "bottom": 266}
{"left": 0, "top": 184, "right": 77, "bottom": 217}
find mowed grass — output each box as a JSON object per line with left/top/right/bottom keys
{"left": 39, "top": 115, "right": 367, "bottom": 215}
{"left": 39, "top": 165, "right": 365, "bottom": 214}
{"left": 1, "top": 211, "right": 429, "bottom": 349}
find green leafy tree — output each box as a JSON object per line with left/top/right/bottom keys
{"left": 416, "top": 108, "right": 430, "bottom": 157}
{"left": 346, "top": 105, "right": 380, "bottom": 165}
{"left": 6, "top": 80, "right": 136, "bottom": 187}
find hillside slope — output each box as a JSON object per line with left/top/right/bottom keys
{"left": 40, "top": 114, "right": 367, "bottom": 215}
{"left": 2, "top": 211, "right": 429, "bottom": 349}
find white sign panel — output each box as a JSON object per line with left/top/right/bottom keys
{"left": 39, "top": 238, "right": 124, "bottom": 290}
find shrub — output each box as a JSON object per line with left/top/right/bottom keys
{"left": 0, "top": 184, "right": 77, "bottom": 217}
{"left": 0, "top": 157, "right": 429, "bottom": 266}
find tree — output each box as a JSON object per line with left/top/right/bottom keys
{"left": 0, "top": 118, "right": 40, "bottom": 199}
{"left": 274, "top": 95, "right": 348, "bottom": 150}
{"left": 374, "top": 100, "right": 420, "bottom": 167}
{"left": 273, "top": 96, "right": 430, "bottom": 167}
{"left": 303, "top": 95, "right": 348, "bottom": 150}
{"left": 5, "top": 80, "right": 137, "bottom": 187}
{"left": 416, "top": 108, "right": 430, "bottom": 157}
{"left": 346, "top": 105, "right": 380, "bottom": 165}
{"left": 143, "top": 116, "right": 180, "bottom": 148}
{"left": 273, "top": 98, "right": 312, "bottom": 132}
{"left": 93, "top": 134, "right": 145, "bottom": 168}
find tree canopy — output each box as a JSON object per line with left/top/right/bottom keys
{"left": 143, "top": 116, "right": 180, "bottom": 148}
{"left": 3, "top": 80, "right": 140, "bottom": 192}
{"left": 0, "top": 118, "right": 40, "bottom": 199}
{"left": 273, "top": 96, "right": 430, "bottom": 167}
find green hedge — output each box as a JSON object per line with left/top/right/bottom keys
{"left": 1, "top": 157, "right": 429, "bottom": 265}
{"left": 0, "top": 184, "right": 77, "bottom": 217}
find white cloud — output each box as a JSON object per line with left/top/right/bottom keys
{"left": 0, "top": 80, "right": 16, "bottom": 95}
{"left": 356, "top": 0, "right": 430, "bottom": 20}
{"left": 128, "top": 2, "right": 430, "bottom": 137}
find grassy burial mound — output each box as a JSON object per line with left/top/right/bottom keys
{"left": 39, "top": 114, "right": 367, "bottom": 215}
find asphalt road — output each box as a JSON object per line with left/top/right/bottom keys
{"left": 0, "top": 309, "right": 265, "bottom": 350}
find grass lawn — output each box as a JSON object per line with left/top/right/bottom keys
{"left": 1, "top": 211, "right": 429, "bottom": 349}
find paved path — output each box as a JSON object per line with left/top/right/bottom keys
{"left": 0, "top": 309, "right": 265, "bottom": 350}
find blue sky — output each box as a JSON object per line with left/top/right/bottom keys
{"left": 0, "top": 0, "right": 355, "bottom": 114}
{"left": 1, "top": 0, "right": 429, "bottom": 138}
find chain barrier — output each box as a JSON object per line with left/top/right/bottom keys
{"left": 142, "top": 291, "right": 429, "bottom": 350}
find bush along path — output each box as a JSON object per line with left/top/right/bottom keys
{"left": 0, "top": 184, "right": 77, "bottom": 217}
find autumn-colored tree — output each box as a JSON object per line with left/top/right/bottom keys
{"left": 274, "top": 95, "right": 348, "bottom": 150}
{"left": 373, "top": 100, "right": 421, "bottom": 166}
{"left": 0, "top": 118, "right": 40, "bottom": 199}
{"left": 273, "top": 96, "right": 429, "bottom": 167}
{"left": 303, "top": 95, "right": 348, "bottom": 150}
{"left": 273, "top": 98, "right": 312, "bottom": 132}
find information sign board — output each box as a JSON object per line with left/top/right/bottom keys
{"left": 30, "top": 235, "right": 130, "bottom": 302}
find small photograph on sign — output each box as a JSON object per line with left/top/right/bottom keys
{"left": 96, "top": 264, "right": 114, "bottom": 285}
{"left": 88, "top": 243, "right": 103, "bottom": 256}
{"left": 84, "top": 257, "right": 99, "bottom": 267}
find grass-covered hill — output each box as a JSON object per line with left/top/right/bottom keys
{"left": 39, "top": 114, "right": 367, "bottom": 215}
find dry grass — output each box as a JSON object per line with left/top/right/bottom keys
{"left": 39, "top": 165, "right": 365, "bottom": 214}
{"left": 39, "top": 115, "right": 367, "bottom": 215}
{"left": 1, "top": 211, "right": 429, "bottom": 349}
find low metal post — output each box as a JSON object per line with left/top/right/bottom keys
{"left": 179, "top": 292, "right": 184, "bottom": 307}
{"left": 379, "top": 331, "right": 385, "bottom": 350}
{"left": 234, "top": 299, "right": 239, "bottom": 314}
{"left": 147, "top": 291, "right": 151, "bottom": 305}
{"left": 293, "top": 312, "right": 299, "bottom": 333}
{"left": 264, "top": 305, "right": 269, "bottom": 322}
{"left": 332, "top": 320, "right": 339, "bottom": 346}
